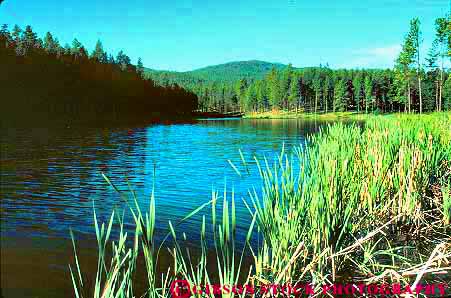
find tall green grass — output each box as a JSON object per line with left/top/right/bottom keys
{"left": 70, "top": 113, "right": 451, "bottom": 297}
{"left": 249, "top": 113, "right": 451, "bottom": 288}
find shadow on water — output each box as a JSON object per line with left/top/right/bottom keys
{"left": 1, "top": 118, "right": 359, "bottom": 297}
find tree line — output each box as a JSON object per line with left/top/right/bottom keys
{"left": 0, "top": 24, "right": 198, "bottom": 125}
{"left": 150, "top": 16, "right": 451, "bottom": 114}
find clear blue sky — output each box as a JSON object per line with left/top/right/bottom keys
{"left": 0, "top": 0, "right": 449, "bottom": 71}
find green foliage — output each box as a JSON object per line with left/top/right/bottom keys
{"left": 267, "top": 67, "right": 282, "bottom": 109}
{"left": 116, "top": 50, "right": 131, "bottom": 71}
{"left": 443, "top": 76, "right": 451, "bottom": 110}
{"left": 43, "top": 32, "right": 59, "bottom": 54}
{"left": 11, "top": 24, "right": 21, "bottom": 42}
{"left": 255, "top": 79, "right": 267, "bottom": 111}
{"left": 280, "top": 64, "right": 293, "bottom": 108}
{"left": 137, "top": 57, "right": 144, "bottom": 78}
{"left": 244, "top": 82, "right": 257, "bottom": 111}
{"left": 313, "top": 75, "right": 322, "bottom": 113}
{"left": 0, "top": 24, "right": 198, "bottom": 125}
{"left": 91, "top": 39, "right": 105, "bottom": 62}
{"left": 364, "top": 75, "right": 373, "bottom": 113}
{"left": 71, "top": 38, "right": 83, "bottom": 56}
{"left": 288, "top": 73, "right": 300, "bottom": 110}
{"left": 353, "top": 73, "right": 362, "bottom": 112}
{"left": 23, "top": 25, "right": 37, "bottom": 50}
{"left": 428, "top": 16, "right": 451, "bottom": 112}
{"left": 187, "top": 60, "right": 288, "bottom": 82}
{"left": 333, "top": 79, "right": 346, "bottom": 112}
{"left": 148, "top": 59, "right": 451, "bottom": 115}
{"left": 235, "top": 78, "right": 248, "bottom": 110}
{"left": 3, "top": 15, "right": 451, "bottom": 121}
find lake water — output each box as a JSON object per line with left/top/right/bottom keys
{"left": 1, "top": 118, "right": 341, "bottom": 298}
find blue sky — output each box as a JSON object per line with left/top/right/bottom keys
{"left": 0, "top": 0, "right": 449, "bottom": 71}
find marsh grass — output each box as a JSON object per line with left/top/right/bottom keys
{"left": 70, "top": 113, "right": 451, "bottom": 298}
{"left": 243, "top": 110, "right": 359, "bottom": 120}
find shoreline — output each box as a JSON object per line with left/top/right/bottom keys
{"left": 243, "top": 110, "right": 451, "bottom": 120}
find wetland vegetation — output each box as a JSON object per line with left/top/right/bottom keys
{"left": 69, "top": 113, "right": 451, "bottom": 298}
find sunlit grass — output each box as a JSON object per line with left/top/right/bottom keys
{"left": 244, "top": 110, "right": 359, "bottom": 119}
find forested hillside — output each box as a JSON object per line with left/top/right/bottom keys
{"left": 148, "top": 17, "right": 451, "bottom": 114}
{"left": 188, "top": 60, "right": 289, "bottom": 81}
{"left": 0, "top": 25, "right": 198, "bottom": 125}
{"left": 146, "top": 60, "right": 288, "bottom": 82}
{"left": 146, "top": 60, "right": 290, "bottom": 112}
{"left": 2, "top": 15, "right": 449, "bottom": 123}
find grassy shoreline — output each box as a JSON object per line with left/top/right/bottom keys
{"left": 243, "top": 110, "right": 364, "bottom": 120}
{"left": 69, "top": 113, "right": 451, "bottom": 298}
{"left": 244, "top": 110, "right": 451, "bottom": 121}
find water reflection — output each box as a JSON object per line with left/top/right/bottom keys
{"left": 1, "top": 118, "right": 346, "bottom": 297}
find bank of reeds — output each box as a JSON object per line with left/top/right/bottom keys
{"left": 70, "top": 113, "right": 451, "bottom": 298}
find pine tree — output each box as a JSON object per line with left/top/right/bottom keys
{"left": 116, "top": 50, "right": 131, "bottom": 71}
{"left": 380, "top": 70, "right": 392, "bottom": 112}
{"left": 408, "top": 18, "right": 423, "bottom": 113}
{"left": 443, "top": 76, "right": 451, "bottom": 110}
{"left": 11, "top": 25, "right": 21, "bottom": 43}
{"left": 397, "top": 28, "right": 415, "bottom": 113}
{"left": 137, "top": 57, "right": 144, "bottom": 78}
{"left": 313, "top": 75, "right": 322, "bottom": 113}
{"left": 36, "top": 37, "right": 44, "bottom": 49}
{"left": 323, "top": 75, "right": 331, "bottom": 113}
{"left": 108, "top": 53, "right": 115, "bottom": 64}
{"left": 280, "top": 64, "right": 293, "bottom": 109}
{"left": 0, "top": 24, "right": 10, "bottom": 47}
{"left": 427, "top": 42, "right": 440, "bottom": 111}
{"left": 0, "top": 24, "right": 8, "bottom": 37}
{"left": 79, "top": 46, "right": 88, "bottom": 58}
{"left": 393, "top": 65, "right": 408, "bottom": 111}
{"left": 23, "top": 25, "right": 37, "bottom": 52}
{"left": 235, "top": 79, "right": 247, "bottom": 112}
{"left": 288, "top": 74, "right": 300, "bottom": 111}
{"left": 255, "top": 80, "right": 266, "bottom": 111}
{"left": 43, "top": 32, "right": 57, "bottom": 53}
{"left": 430, "top": 17, "right": 450, "bottom": 111}
{"left": 71, "top": 38, "right": 83, "bottom": 56}
{"left": 267, "top": 67, "right": 281, "bottom": 109}
{"left": 364, "top": 76, "right": 373, "bottom": 113}
{"left": 353, "top": 74, "right": 362, "bottom": 113}
{"left": 10, "top": 25, "right": 26, "bottom": 56}
{"left": 220, "top": 84, "right": 227, "bottom": 113}
{"left": 91, "top": 39, "right": 105, "bottom": 62}
{"left": 333, "top": 79, "right": 346, "bottom": 112}
{"left": 245, "top": 83, "right": 257, "bottom": 112}
{"left": 0, "top": 24, "right": 8, "bottom": 35}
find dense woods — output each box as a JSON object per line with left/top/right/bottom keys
{"left": 0, "top": 25, "right": 198, "bottom": 125}
{"left": 1, "top": 15, "right": 449, "bottom": 124}
{"left": 149, "top": 16, "right": 451, "bottom": 114}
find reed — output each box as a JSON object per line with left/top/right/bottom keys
{"left": 248, "top": 113, "right": 450, "bottom": 289}
{"left": 69, "top": 113, "right": 451, "bottom": 297}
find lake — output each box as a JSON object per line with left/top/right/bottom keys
{"left": 1, "top": 118, "right": 344, "bottom": 298}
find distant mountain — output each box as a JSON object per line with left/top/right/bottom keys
{"left": 144, "top": 60, "right": 299, "bottom": 113}
{"left": 146, "top": 60, "right": 291, "bottom": 83}
{"left": 187, "top": 60, "right": 289, "bottom": 81}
